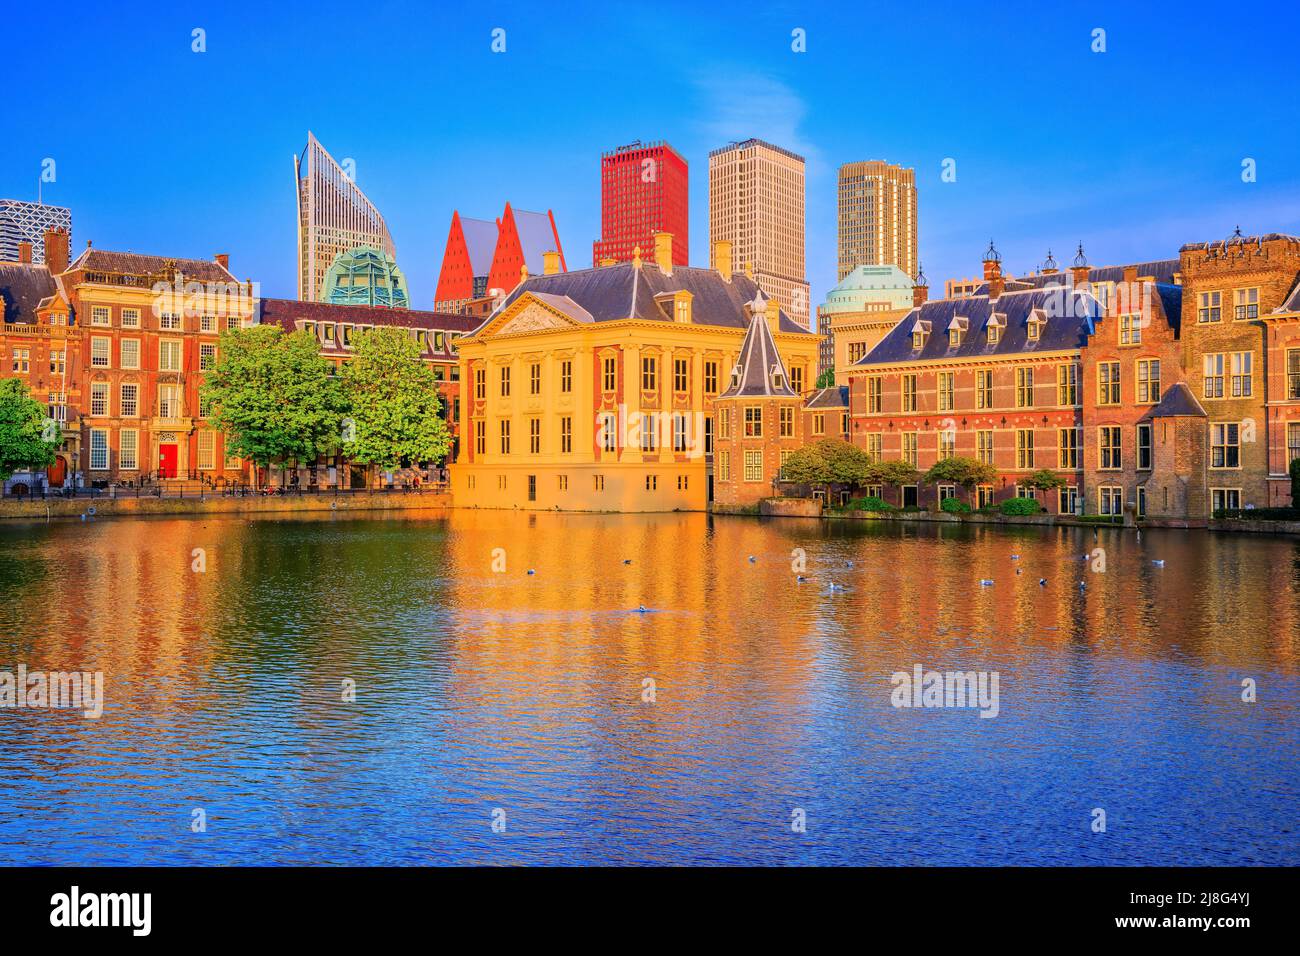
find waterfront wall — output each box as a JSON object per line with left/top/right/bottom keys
{"left": 0, "top": 492, "right": 452, "bottom": 521}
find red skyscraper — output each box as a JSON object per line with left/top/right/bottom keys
{"left": 593, "top": 141, "right": 688, "bottom": 267}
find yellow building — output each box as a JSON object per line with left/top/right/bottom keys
{"left": 453, "top": 235, "right": 819, "bottom": 511}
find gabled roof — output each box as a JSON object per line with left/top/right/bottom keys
{"left": 66, "top": 247, "right": 237, "bottom": 283}
{"left": 476, "top": 260, "right": 809, "bottom": 336}
{"left": 804, "top": 385, "right": 849, "bottom": 409}
{"left": 461, "top": 216, "right": 498, "bottom": 276}
{"left": 1144, "top": 382, "right": 1207, "bottom": 419}
{"left": 858, "top": 286, "right": 1100, "bottom": 366}
{"left": 0, "top": 263, "right": 57, "bottom": 324}
{"left": 1276, "top": 277, "right": 1300, "bottom": 314}
{"left": 718, "top": 295, "right": 798, "bottom": 399}
{"left": 513, "top": 208, "right": 566, "bottom": 275}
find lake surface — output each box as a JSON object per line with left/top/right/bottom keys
{"left": 0, "top": 510, "right": 1296, "bottom": 865}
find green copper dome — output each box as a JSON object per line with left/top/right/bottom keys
{"left": 820, "top": 264, "right": 915, "bottom": 315}
{"left": 321, "top": 246, "right": 410, "bottom": 308}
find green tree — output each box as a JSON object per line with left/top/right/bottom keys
{"left": 342, "top": 328, "right": 451, "bottom": 477}
{"left": 1023, "top": 468, "right": 1066, "bottom": 493}
{"left": 868, "top": 459, "right": 919, "bottom": 489}
{"left": 779, "top": 443, "right": 832, "bottom": 485}
{"left": 0, "top": 378, "right": 59, "bottom": 481}
{"left": 779, "top": 439, "right": 872, "bottom": 497}
{"left": 923, "top": 456, "right": 997, "bottom": 502}
{"left": 200, "top": 325, "right": 345, "bottom": 485}
{"left": 814, "top": 368, "right": 836, "bottom": 389}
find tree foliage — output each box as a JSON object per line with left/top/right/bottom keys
{"left": 200, "top": 326, "right": 345, "bottom": 469}
{"left": 923, "top": 456, "right": 997, "bottom": 490}
{"left": 341, "top": 328, "right": 452, "bottom": 471}
{"left": 0, "top": 378, "right": 59, "bottom": 480}
{"left": 781, "top": 438, "right": 874, "bottom": 486}
{"left": 1023, "top": 468, "right": 1066, "bottom": 492}
{"left": 814, "top": 368, "right": 836, "bottom": 389}
{"left": 868, "top": 458, "right": 919, "bottom": 487}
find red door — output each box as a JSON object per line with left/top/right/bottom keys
{"left": 159, "top": 444, "right": 178, "bottom": 478}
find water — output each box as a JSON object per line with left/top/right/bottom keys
{"left": 0, "top": 510, "right": 1296, "bottom": 865}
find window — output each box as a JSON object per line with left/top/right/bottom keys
{"left": 674, "top": 358, "right": 688, "bottom": 393}
{"left": 641, "top": 356, "right": 657, "bottom": 391}
{"left": 1099, "top": 486, "right": 1123, "bottom": 515}
{"left": 159, "top": 340, "right": 183, "bottom": 372}
{"left": 120, "top": 383, "right": 138, "bottom": 418}
{"left": 1290, "top": 422, "right": 1300, "bottom": 468}
{"left": 1099, "top": 426, "right": 1121, "bottom": 469}
{"left": 160, "top": 312, "right": 181, "bottom": 331}
{"left": 1204, "top": 354, "right": 1225, "bottom": 399}
{"left": 718, "top": 408, "right": 730, "bottom": 440}
{"left": 1016, "top": 367, "right": 1034, "bottom": 408}
{"left": 600, "top": 413, "right": 617, "bottom": 452}
{"left": 1026, "top": 316, "right": 1042, "bottom": 342}
{"left": 528, "top": 417, "right": 541, "bottom": 454}
{"left": 987, "top": 319, "right": 1002, "bottom": 345}
{"left": 978, "top": 485, "right": 995, "bottom": 508}
{"left": 91, "top": 306, "right": 110, "bottom": 327}
{"left": 938, "top": 372, "right": 954, "bottom": 411}
{"left": 1198, "top": 291, "right": 1222, "bottom": 323}
{"left": 1059, "top": 486, "right": 1079, "bottom": 516}
{"left": 322, "top": 324, "right": 336, "bottom": 344}
{"left": 200, "top": 314, "right": 216, "bottom": 333}
{"left": 1211, "top": 422, "right": 1240, "bottom": 468}
{"left": 841, "top": 412, "right": 849, "bottom": 434}
{"left": 91, "top": 337, "right": 111, "bottom": 367}
{"left": 977, "top": 430, "right": 994, "bottom": 465}
{"left": 674, "top": 413, "right": 690, "bottom": 452}
{"left": 1289, "top": 349, "right": 1300, "bottom": 400}
{"left": 11, "top": 348, "right": 30, "bottom": 372}
{"left": 474, "top": 367, "right": 486, "bottom": 400}
{"left": 789, "top": 366, "right": 803, "bottom": 395}
{"left": 902, "top": 374, "right": 917, "bottom": 412}
{"left": 119, "top": 428, "right": 138, "bottom": 470}
{"left": 558, "top": 475, "right": 569, "bottom": 491}
{"left": 1137, "top": 359, "right": 1161, "bottom": 403}
{"left": 603, "top": 356, "right": 617, "bottom": 391}
{"left": 90, "top": 382, "right": 109, "bottom": 416}
{"left": 121, "top": 308, "right": 140, "bottom": 329}
{"left": 1057, "top": 364, "right": 1078, "bottom": 406}
{"left": 744, "top": 406, "right": 763, "bottom": 438}
{"left": 158, "top": 384, "right": 181, "bottom": 418}
{"left": 560, "top": 360, "right": 572, "bottom": 393}
{"left": 1212, "top": 488, "right": 1241, "bottom": 512}
{"left": 529, "top": 363, "right": 541, "bottom": 395}
{"left": 675, "top": 298, "right": 690, "bottom": 323}
{"left": 937, "top": 484, "right": 956, "bottom": 501}
{"left": 866, "top": 433, "right": 882, "bottom": 462}
{"left": 1058, "top": 427, "right": 1079, "bottom": 469}
{"left": 976, "top": 370, "right": 992, "bottom": 409}
{"left": 902, "top": 432, "right": 918, "bottom": 467}
{"left": 200, "top": 343, "right": 217, "bottom": 371}
{"left": 49, "top": 349, "right": 65, "bottom": 374}
{"left": 474, "top": 420, "right": 486, "bottom": 455}
{"left": 499, "top": 419, "right": 511, "bottom": 454}
{"left": 1098, "top": 362, "right": 1120, "bottom": 405}
{"left": 704, "top": 361, "right": 718, "bottom": 395}
{"left": 197, "top": 431, "right": 216, "bottom": 470}
{"left": 120, "top": 339, "right": 140, "bottom": 370}
{"left": 1234, "top": 287, "right": 1259, "bottom": 320}
{"left": 561, "top": 417, "right": 572, "bottom": 454}
{"left": 717, "top": 451, "right": 730, "bottom": 482}
{"left": 89, "top": 429, "right": 109, "bottom": 470}
{"left": 848, "top": 342, "right": 868, "bottom": 364}
{"left": 743, "top": 450, "right": 763, "bottom": 482}
{"left": 1230, "top": 351, "right": 1253, "bottom": 397}
{"left": 1016, "top": 429, "right": 1034, "bottom": 469}
{"left": 704, "top": 416, "right": 713, "bottom": 454}
{"left": 500, "top": 366, "right": 511, "bottom": 397}
{"left": 812, "top": 413, "right": 825, "bottom": 436}
{"left": 867, "top": 376, "right": 882, "bottom": 414}
{"left": 1137, "top": 424, "right": 1153, "bottom": 470}
{"left": 1118, "top": 313, "right": 1142, "bottom": 345}
{"left": 779, "top": 406, "right": 793, "bottom": 438}
{"left": 641, "top": 413, "right": 659, "bottom": 451}
{"left": 938, "top": 431, "right": 955, "bottom": 460}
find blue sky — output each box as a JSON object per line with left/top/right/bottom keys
{"left": 4, "top": 0, "right": 1298, "bottom": 317}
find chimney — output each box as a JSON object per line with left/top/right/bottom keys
{"left": 982, "top": 240, "right": 1003, "bottom": 298}
{"left": 44, "top": 227, "right": 70, "bottom": 275}
{"left": 215, "top": 253, "right": 230, "bottom": 272}
{"left": 653, "top": 232, "right": 673, "bottom": 275}
{"left": 912, "top": 264, "right": 929, "bottom": 308}
{"left": 520, "top": 263, "right": 529, "bottom": 283}
{"left": 542, "top": 250, "right": 561, "bottom": 275}
{"left": 714, "top": 240, "right": 732, "bottom": 281}
{"left": 17, "top": 241, "right": 32, "bottom": 264}
{"left": 1070, "top": 242, "right": 1089, "bottom": 288}
{"left": 632, "top": 245, "right": 643, "bottom": 268}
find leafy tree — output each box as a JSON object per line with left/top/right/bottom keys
{"left": 923, "top": 456, "right": 997, "bottom": 500}
{"left": 779, "top": 444, "right": 832, "bottom": 485}
{"left": 814, "top": 368, "right": 836, "bottom": 389}
{"left": 341, "top": 328, "right": 451, "bottom": 475}
{"left": 1023, "top": 468, "right": 1066, "bottom": 492}
{"left": 200, "top": 326, "right": 345, "bottom": 484}
{"left": 0, "top": 378, "right": 59, "bottom": 481}
{"left": 868, "top": 459, "right": 919, "bottom": 488}
{"left": 813, "top": 438, "right": 873, "bottom": 485}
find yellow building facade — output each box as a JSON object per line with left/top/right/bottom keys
{"left": 453, "top": 237, "right": 819, "bottom": 512}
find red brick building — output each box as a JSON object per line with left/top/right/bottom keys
{"left": 592, "top": 141, "right": 689, "bottom": 268}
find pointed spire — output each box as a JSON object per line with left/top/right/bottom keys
{"left": 718, "top": 296, "right": 797, "bottom": 399}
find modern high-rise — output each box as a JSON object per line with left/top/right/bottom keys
{"left": 295, "top": 132, "right": 395, "bottom": 302}
{"left": 593, "top": 140, "right": 688, "bottom": 267}
{"left": 0, "top": 200, "right": 72, "bottom": 266}
{"left": 837, "top": 161, "right": 917, "bottom": 282}
{"left": 708, "top": 138, "right": 810, "bottom": 329}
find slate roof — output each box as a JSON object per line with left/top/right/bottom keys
{"left": 718, "top": 299, "right": 798, "bottom": 399}
{"left": 483, "top": 260, "right": 810, "bottom": 334}
{"left": 1144, "top": 382, "right": 1206, "bottom": 419}
{"left": 0, "top": 262, "right": 57, "bottom": 324}
{"left": 1180, "top": 232, "right": 1300, "bottom": 253}
{"left": 67, "top": 247, "right": 237, "bottom": 283}
{"left": 977, "top": 259, "right": 1181, "bottom": 297}
{"left": 856, "top": 286, "right": 1101, "bottom": 366}
{"left": 804, "top": 385, "right": 849, "bottom": 408}
{"left": 259, "top": 297, "right": 478, "bottom": 334}
{"left": 1276, "top": 277, "right": 1300, "bottom": 314}
{"left": 461, "top": 216, "right": 498, "bottom": 276}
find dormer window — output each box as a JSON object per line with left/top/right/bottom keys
{"left": 730, "top": 364, "right": 742, "bottom": 388}
{"left": 948, "top": 316, "right": 968, "bottom": 348}
{"left": 987, "top": 314, "right": 1005, "bottom": 345}
{"left": 1026, "top": 308, "right": 1047, "bottom": 342}
{"left": 771, "top": 365, "right": 786, "bottom": 390}
{"left": 910, "top": 319, "right": 931, "bottom": 350}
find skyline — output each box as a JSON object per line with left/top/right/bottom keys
{"left": 4, "top": 1, "right": 1299, "bottom": 315}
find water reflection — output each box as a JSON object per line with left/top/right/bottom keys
{"left": 0, "top": 512, "right": 1296, "bottom": 865}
